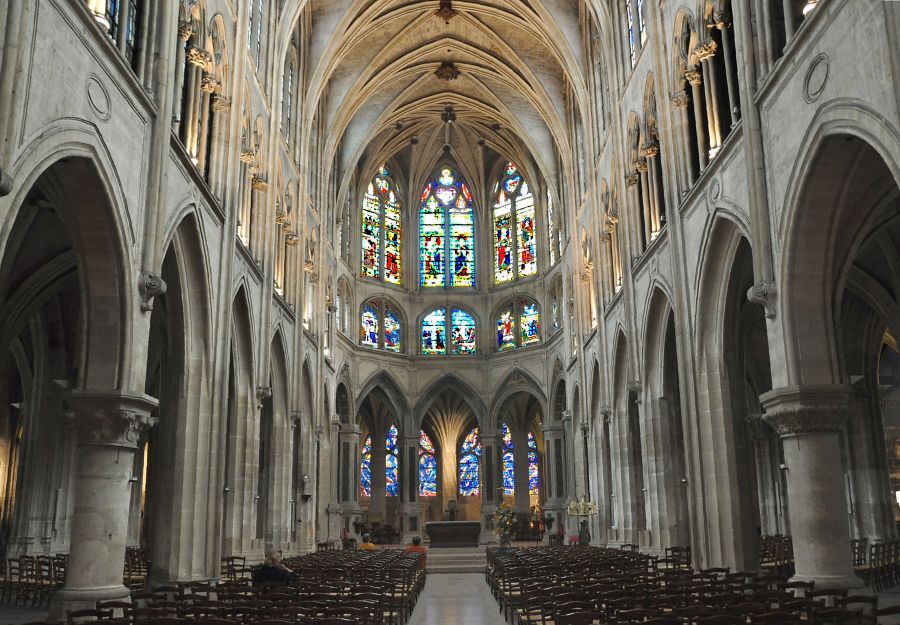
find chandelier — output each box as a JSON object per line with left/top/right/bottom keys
{"left": 567, "top": 495, "right": 598, "bottom": 517}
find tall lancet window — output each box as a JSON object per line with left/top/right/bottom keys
{"left": 502, "top": 423, "right": 515, "bottom": 495}
{"left": 419, "top": 167, "right": 476, "bottom": 288}
{"left": 361, "top": 167, "right": 402, "bottom": 285}
{"left": 527, "top": 431, "right": 539, "bottom": 494}
{"left": 386, "top": 424, "right": 399, "bottom": 497}
{"left": 494, "top": 163, "right": 538, "bottom": 284}
{"left": 458, "top": 427, "right": 482, "bottom": 496}
{"left": 419, "top": 430, "right": 437, "bottom": 496}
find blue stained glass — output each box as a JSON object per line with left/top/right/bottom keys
{"left": 360, "top": 435, "right": 372, "bottom": 497}
{"left": 361, "top": 305, "right": 379, "bottom": 349}
{"left": 386, "top": 424, "right": 399, "bottom": 497}
{"left": 419, "top": 430, "right": 437, "bottom": 497}
{"left": 459, "top": 427, "right": 482, "bottom": 496}
{"left": 451, "top": 309, "right": 477, "bottom": 355}
{"left": 422, "top": 308, "right": 447, "bottom": 355}
{"left": 385, "top": 306, "right": 401, "bottom": 352}
{"left": 497, "top": 307, "right": 516, "bottom": 351}
{"left": 420, "top": 168, "right": 475, "bottom": 289}
{"left": 520, "top": 301, "right": 541, "bottom": 346}
{"left": 528, "top": 432, "right": 539, "bottom": 495}
{"left": 502, "top": 423, "right": 515, "bottom": 495}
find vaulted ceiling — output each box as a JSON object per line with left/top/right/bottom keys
{"left": 289, "top": 0, "right": 602, "bottom": 203}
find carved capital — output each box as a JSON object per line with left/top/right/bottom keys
{"left": 66, "top": 390, "right": 158, "bottom": 449}
{"left": 561, "top": 409, "right": 573, "bottom": 423}
{"left": 304, "top": 259, "right": 315, "bottom": 273}
{"left": 746, "top": 413, "right": 773, "bottom": 441}
{"left": 761, "top": 386, "right": 851, "bottom": 436}
{"left": 286, "top": 232, "right": 300, "bottom": 246}
{"left": 747, "top": 280, "right": 777, "bottom": 319}
{"left": 670, "top": 90, "right": 690, "bottom": 107}
{"left": 600, "top": 405, "right": 612, "bottom": 420}
{"left": 634, "top": 157, "right": 649, "bottom": 174}
{"left": 639, "top": 141, "right": 660, "bottom": 158}
{"left": 256, "top": 386, "right": 272, "bottom": 408}
{"left": 139, "top": 273, "right": 167, "bottom": 312}
{"left": 684, "top": 68, "right": 703, "bottom": 86}
{"left": 713, "top": 10, "right": 728, "bottom": 30}
{"left": 177, "top": 21, "right": 194, "bottom": 41}
{"left": 187, "top": 46, "right": 210, "bottom": 68}
{"left": 694, "top": 38, "right": 718, "bottom": 61}
{"left": 240, "top": 148, "right": 256, "bottom": 164}
{"left": 251, "top": 175, "right": 268, "bottom": 191}
{"left": 212, "top": 95, "right": 231, "bottom": 112}
{"left": 626, "top": 380, "right": 642, "bottom": 395}
{"left": 625, "top": 172, "right": 641, "bottom": 187}
{"left": 275, "top": 208, "right": 286, "bottom": 224}
{"left": 200, "top": 74, "right": 219, "bottom": 93}
{"left": 308, "top": 271, "right": 320, "bottom": 285}
{"left": 599, "top": 229, "right": 612, "bottom": 243}
{"left": 290, "top": 410, "right": 303, "bottom": 426}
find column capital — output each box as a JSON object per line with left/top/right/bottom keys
{"left": 561, "top": 410, "right": 573, "bottom": 423}
{"left": 634, "top": 157, "right": 649, "bottom": 174}
{"left": 684, "top": 68, "right": 703, "bottom": 86}
{"left": 639, "top": 141, "right": 660, "bottom": 158}
{"left": 186, "top": 46, "right": 211, "bottom": 68}
{"left": 761, "top": 385, "right": 851, "bottom": 435}
{"left": 177, "top": 20, "right": 194, "bottom": 41}
{"left": 624, "top": 171, "right": 640, "bottom": 187}
{"left": 65, "top": 390, "right": 158, "bottom": 449}
{"left": 694, "top": 38, "right": 718, "bottom": 61}
{"left": 212, "top": 95, "right": 231, "bottom": 112}
{"left": 745, "top": 413, "right": 773, "bottom": 440}
{"left": 670, "top": 90, "right": 690, "bottom": 107}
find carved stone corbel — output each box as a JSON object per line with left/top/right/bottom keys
{"left": 256, "top": 386, "right": 272, "bottom": 408}
{"left": 625, "top": 172, "right": 641, "bottom": 187}
{"left": 670, "top": 90, "right": 690, "bottom": 107}
{"left": 139, "top": 273, "right": 167, "bottom": 312}
{"left": 626, "top": 380, "right": 642, "bottom": 395}
{"left": 747, "top": 280, "right": 777, "bottom": 319}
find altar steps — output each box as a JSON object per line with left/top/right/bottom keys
{"left": 426, "top": 546, "right": 486, "bottom": 574}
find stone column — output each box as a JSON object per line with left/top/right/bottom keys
{"left": 325, "top": 416, "right": 342, "bottom": 542}
{"left": 172, "top": 22, "right": 192, "bottom": 132}
{"left": 782, "top": 0, "right": 797, "bottom": 43}
{"left": 696, "top": 39, "right": 722, "bottom": 155}
{"left": 49, "top": 391, "right": 157, "bottom": 618}
{"left": 715, "top": 12, "right": 740, "bottom": 127}
{"left": 195, "top": 75, "right": 217, "bottom": 171}
{"left": 669, "top": 91, "right": 694, "bottom": 188}
{"left": 624, "top": 172, "right": 641, "bottom": 262}
{"left": 479, "top": 433, "right": 500, "bottom": 543}
{"left": 541, "top": 422, "right": 567, "bottom": 533}
{"left": 399, "top": 435, "right": 421, "bottom": 543}
{"left": 512, "top": 428, "right": 530, "bottom": 514}
{"left": 635, "top": 158, "right": 652, "bottom": 247}
{"left": 685, "top": 68, "right": 708, "bottom": 171}
{"left": 761, "top": 386, "right": 865, "bottom": 590}
{"left": 640, "top": 141, "right": 661, "bottom": 235}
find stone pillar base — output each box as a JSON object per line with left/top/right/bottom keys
{"left": 49, "top": 585, "right": 131, "bottom": 621}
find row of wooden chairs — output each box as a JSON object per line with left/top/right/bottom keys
{"left": 485, "top": 546, "right": 899, "bottom": 625}
{"left": 0, "top": 554, "right": 67, "bottom": 607}
{"left": 46, "top": 549, "right": 426, "bottom": 625}
{"left": 855, "top": 540, "right": 900, "bottom": 592}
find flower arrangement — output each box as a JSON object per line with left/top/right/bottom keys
{"left": 493, "top": 501, "right": 516, "bottom": 546}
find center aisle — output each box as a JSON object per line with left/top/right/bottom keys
{"left": 408, "top": 572, "right": 507, "bottom": 625}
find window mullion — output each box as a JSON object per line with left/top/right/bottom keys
{"left": 512, "top": 197, "right": 519, "bottom": 282}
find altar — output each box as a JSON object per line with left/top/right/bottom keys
{"left": 425, "top": 521, "right": 481, "bottom": 548}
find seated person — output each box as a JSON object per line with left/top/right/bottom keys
{"left": 404, "top": 535, "right": 428, "bottom": 568}
{"left": 358, "top": 533, "right": 376, "bottom": 550}
{"left": 251, "top": 550, "right": 297, "bottom": 587}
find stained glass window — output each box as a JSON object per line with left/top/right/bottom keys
{"left": 497, "top": 306, "right": 516, "bottom": 351}
{"left": 386, "top": 424, "right": 399, "bottom": 497}
{"left": 361, "top": 305, "right": 379, "bottom": 349}
{"left": 459, "top": 427, "right": 482, "bottom": 496}
{"left": 502, "top": 423, "right": 515, "bottom": 495}
{"left": 422, "top": 308, "right": 476, "bottom": 355}
{"left": 384, "top": 306, "right": 401, "bottom": 352}
{"left": 520, "top": 301, "right": 541, "bottom": 346}
{"left": 420, "top": 168, "right": 475, "bottom": 289}
{"left": 422, "top": 309, "right": 447, "bottom": 355}
{"left": 419, "top": 430, "right": 437, "bottom": 497}
{"left": 547, "top": 188, "right": 557, "bottom": 266}
{"left": 362, "top": 298, "right": 402, "bottom": 352}
{"left": 361, "top": 166, "right": 402, "bottom": 284}
{"left": 494, "top": 163, "right": 538, "bottom": 283}
{"left": 451, "top": 309, "right": 477, "bottom": 355}
{"left": 360, "top": 435, "right": 372, "bottom": 497}
{"left": 527, "top": 431, "right": 539, "bottom": 495}
{"left": 625, "top": 0, "right": 636, "bottom": 67}
{"left": 496, "top": 300, "right": 541, "bottom": 351}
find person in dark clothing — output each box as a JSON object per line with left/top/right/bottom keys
{"left": 252, "top": 550, "right": 297, "bottom": 586}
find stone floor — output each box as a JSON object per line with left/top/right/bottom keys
{"left": 408, "top": 573, "right": 507, "bottom": 625}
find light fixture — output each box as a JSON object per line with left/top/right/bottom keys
{"left": 802, "top": 0, "right": 817, "bottom": 17}
{"left": 708, "top": 146, "right": 721, "bottom": 159}
{"left": 190, "top": 156, "right": 199, "bottom": 166}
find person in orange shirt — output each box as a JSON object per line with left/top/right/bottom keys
{"left": 404, "top": 535, "right": 428, "bottom": 568}
{"left": 358, "top": 533, "right": 376, "bottom": 551}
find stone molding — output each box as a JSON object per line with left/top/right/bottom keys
{"left": 761, "top": 386, "right": 851, "bottom": 436}
{"left": 66, "top": 390, "right": 158, "bottom": 449}
{"left": 747, "top": 280, "right": 777, "bottom": 319}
